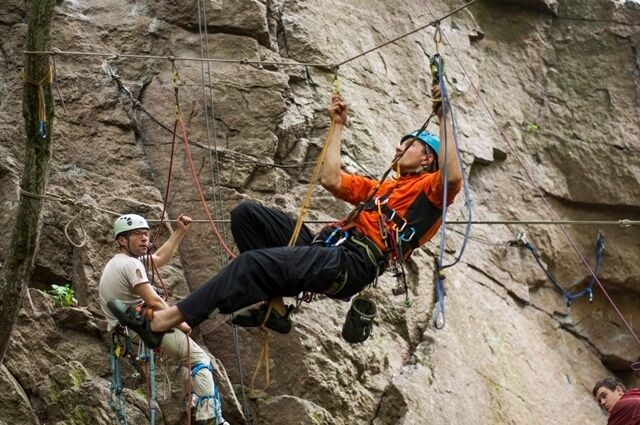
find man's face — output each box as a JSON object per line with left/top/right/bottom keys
{"left": 395, "top": 139, "right": 434, "bottom": 174}
{"left": 595, "top": 385, "right": 625, "bottom": 414}
{"left": 118, "top": 229, "right": 150, "bottom": 257}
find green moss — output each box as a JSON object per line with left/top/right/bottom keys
{"left": 70, "top": 367, "right": 86, "bottom": 390}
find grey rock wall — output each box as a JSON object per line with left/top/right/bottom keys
{"left": 0, "top": 0, "right": 639, "bottom": 424}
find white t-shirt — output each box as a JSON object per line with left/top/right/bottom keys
{"left": 99, "top": 253, "right": 149, "bottom": 331}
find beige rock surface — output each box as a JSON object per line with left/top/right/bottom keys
{"left": 0, "top": 0, "right": 639, "bottom": 423}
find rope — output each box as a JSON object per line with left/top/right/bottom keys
{"left": 196, "top": 0, "right": 252, "bottom": 421}
{"left": 288, "top": 118, "right": 338, "bottom": 245}
{"left": 63, "top": 209, "right": 87, "bottom": 248}
{"left": 512, "top": 232, "right": 605, "bottom": 306}
{"left": 25, "top": 49, "right": 332, "bottom": 68}
{"left": 433, "top": 50, "right": 450, "bottom": 329}
{"left": 421, "top": 2, "right": 640, "bottom": 352}
{"left": 170, "top": 61, "right": 236, "bottom": 259}
{"left": 438, "top": 58, "right": 473, "bottom": 271}
{"left": 51, "top": 54, "right": 68, "bottom": 114}
{"left": 249, "top": 329, "right": 271, "bottom": 391}
{"left": 149, "top": 348, "right": 158, "bottom": 425}
{"left": 430, "top": 39, "right": 477, "bottom": 327}
{"left": 334, "top": 0, "right": 478, "bottom": 67}
{"left": 109, "top": 343, "right": 129, "bottom": 425}
{"left": 22, "top": 65, "right": 53, "bottom": 139}
{"left": 24, "top": 0, "right": 478, "bottom": 73}
{"left": 19, "top": 190, "right": 640, "bottom": 227}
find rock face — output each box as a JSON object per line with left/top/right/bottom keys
{"left": 1, "top": 0, "right": 639, "bottom": 424}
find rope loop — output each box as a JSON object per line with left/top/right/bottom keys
{"left": 64, "top": 209, "right": 88, "bottom": 248}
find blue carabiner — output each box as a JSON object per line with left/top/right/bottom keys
{"left": 400, "top": 226, "right": 415, "bottom": 242}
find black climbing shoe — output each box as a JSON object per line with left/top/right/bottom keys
{"left": 231, "top": 303, "right": 293, "bottom": 334}
{"left": 107, "top": 299, "right": 165, "bottom": 349}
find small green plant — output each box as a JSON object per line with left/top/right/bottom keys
{"left": 49, "top": 284, "right": 77, "bottom": 308}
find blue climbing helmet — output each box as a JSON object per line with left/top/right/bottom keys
{"left": 401, "top": 130, "right": 440, "bottom": 158}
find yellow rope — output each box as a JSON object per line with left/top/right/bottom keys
{"left": 22, "top": 65, "right": 53, "bottom": 138}
{"left": 249, "top": 328, "right": 271, "bottom": 391}
{"left": 287, "top": 119, "right": 337, "bottom": 246}
{"left": 251, "top": 78, "right": 343, "bottom": 392}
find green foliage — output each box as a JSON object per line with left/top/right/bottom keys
{"left": 49, "top": 284, "right": 77, "bottom": 308}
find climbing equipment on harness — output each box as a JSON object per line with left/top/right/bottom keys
{"left": 509, "top": 231, "right": 605, "bottom": 306}
{"left": 113, "top": 214, "right": 150, "bottom": 239}
{"left": 109, "top": 327, "right": 138, "bottom": 425}
{"left": 342, "top": 296, "right": 377, "bottom": 343}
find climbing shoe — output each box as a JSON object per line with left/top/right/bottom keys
{"left": 107, "top": 299, "right": 165, "bottom": 349}
{"left": 341, "top": 297, "right": 376, "bottom": 344}
{"left": 231, "top": 303, "right": 293, "bottom": 334}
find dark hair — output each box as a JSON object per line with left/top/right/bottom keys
{"left": 422, "top": 145, "right": 439, "bottom": 172}
{"left": 593, "top": 377, "right": 627, "bottom": 397}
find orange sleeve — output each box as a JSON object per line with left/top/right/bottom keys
{"left": 333, "top": 172, "right": 377, "bottom": 206}
{"left": 424, "top": 171, "right": 462, "bottom": 209}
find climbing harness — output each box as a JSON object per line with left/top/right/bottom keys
{"left": 22, "top": 65, "right": 53, "bottom": 139}
{"left": 509, "top": 231, "right": 605, "bottom": 306}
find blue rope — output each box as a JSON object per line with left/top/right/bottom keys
{"left": 432, "top": 51, "right": 474, "bottom": 329}
{"left": 520, "top": 232, "right": 605, "bottom": 306}
{"left": 109, "top": 347, "right": 128, "bottom": 425}
{"left": 148, "top": 348, "right": 157, "bottom": 425}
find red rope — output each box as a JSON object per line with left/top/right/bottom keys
{"left": 422, "top": 1, "right": 640, "bottom": 349}
{"left": 151, "top": 119, "right": 179, "bottom": 248}
{"left": 176, "top": 115, "right": 236, "bottom": 259}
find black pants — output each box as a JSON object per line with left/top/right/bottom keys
{"left": 177, "top": 201, "right": 379, "bottom": 328}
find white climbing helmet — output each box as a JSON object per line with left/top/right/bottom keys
{"left": 113, "top": 214, "right": 149, "bottom": 239}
